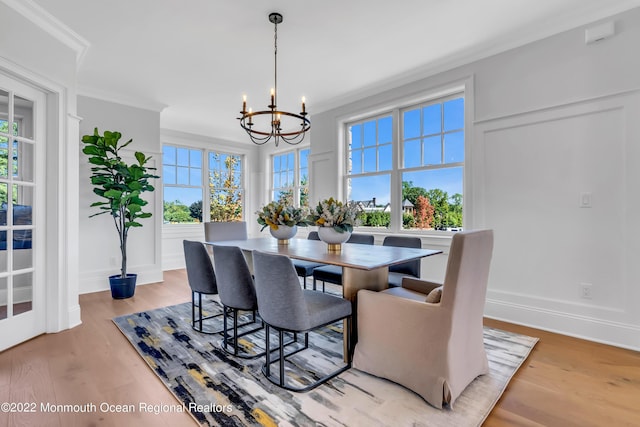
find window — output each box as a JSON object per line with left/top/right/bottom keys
{"left": 162, "top": 146, "right": 245, "bottom": 224}
{"left": 162, "top": 146, "right": 203, "bottom": 223}
{"left": 346, "top": 92, "right": 464, "bottom": 232}
{"left": 209, "top": 151, "right": 243, "bottom": 221}
{"left": 271, "top": 148, "right": 310, "bottom": 208}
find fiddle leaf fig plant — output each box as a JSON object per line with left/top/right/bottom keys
{"left": 82, "top": 128, "right": 159, "bottom": 279}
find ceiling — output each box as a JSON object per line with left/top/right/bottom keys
{"left": 32, "top": 0, "right": 640, "bottom": 143}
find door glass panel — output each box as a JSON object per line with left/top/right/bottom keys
{"left": 0, "top": 232, "right": 6, "bottom": 273}
{"left": 13, "top": 185, "right": 33, "bottom": 223}
{"left": 13, "top": 230, "right": 32, "bottom": 270}
{"left": 0, "top": 183, "right": 6, "bottom": 224}
{"left": 11, "top": 185, "right": 34, "bottom": 272}
{"left": 0, "top": 91, "right": 35, "bottom": 318}
{"left": 13, "top": 272, "right": 32, "bottom": 316}
{"left": 0, "top": 136, "right": 8, "bottom": 179}
{"left": 14, "top": 95, "right": 34, "bottom": 139}
{"left": 15, "top": 140, "right": 34, "bottom": 182}
{"left": 0, "top": 277, "right": 6, "bottom": 320}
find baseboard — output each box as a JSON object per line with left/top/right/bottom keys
{"left": 162, "top": 253, "right": 186, "bottom": 271}
{"left": 485, "top": 298, "right": 640, "bottom": 351}
{"left": 67, "top": 304, "right": 82, "bottom": 329}
{"left": 79, "top": 266, "right": 164, "bottom": 295}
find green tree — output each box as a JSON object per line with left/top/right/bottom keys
{"left": 402, "top": 181, "right": 428, "bottom": 205}
{"left": 189, "top": 200, "right": 203, "bottom": 222}
{"left": 210, "top": 154, "right": 243, "bottom": 221}
{"left": 448, "top": 193, "right": 463, "bottom": 227}
{"left": 0, "top": 120, "right": 18, "bottom": 204}
{"left": 402, "top": 212, "right": 416, "bottom": 228}
{"left": 426, "top": 189, "right": 449, "bottom": 230}
{"left": 360, "top": 211, "right": 390, "bottom": 227}
{"left": 163, "top": 200, "right": 193, "bottom": 223}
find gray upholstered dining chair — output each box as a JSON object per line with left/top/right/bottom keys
{"left": 183, "top": 240, "right": 223, "bottom": 334}
{"left": 383, "top": 235, "right": 423, "bottom": 287}
{"left": 210, "top": 244, "right": 262, "bottom": 358}
{"left": 252, "top": 250, "right": 353, "bottom": 392}
{"left": 204, "top": 221, "right": 248, "bottom": 242}
{"left": 292, "top": 231, "right": 326, "bottom": 289}
{"left": 353, "top": 229, "right": 494, "bottom": 409}
{"left": 312, "top": 233, "right": 374, "bottom": 293}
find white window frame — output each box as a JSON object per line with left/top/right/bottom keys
{"left": 270, "top": 147, "right": 310, "bottom": 208}
{"left": 161, "top": 143, "right": 247, "bottom": 225}
{"left": 342, "top": 80, "right": 471, "bottom": 236}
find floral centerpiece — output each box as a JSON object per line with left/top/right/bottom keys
{"left": 256, "top": 201, "right": 309, "bottom": 230}
{"left": 309, "top": 198, "right": 361, "bottom": 251}
{"left": 309, "top": 197, "right": 361, "bottom": 233}
{"left": 256, "top": 201, "right": 309, "bottom": 243}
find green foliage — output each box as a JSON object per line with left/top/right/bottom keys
{"left": 309, "top": 197, "right": 361, "bottom": 233}
{"left": 256, "top": 201, "right": 310, "bottom": 231}
{"left": 210, "top": 154, "right": 243, "bottom": 221}
{"left": 189, "top": 200, "right": 203, "bottom": 222}
{"left": 163, "top": 201, "right": 195, "bottom": 223}
{"left": 402, "top": 181, "right": 428, "bottom": 205}
{"left": 402, "top": 212, "right": 416, "bottom": 228}
{"left": 0, "top": 121, "right": 18, "bottom": 203}
{"left": 401, "top": 181, "right": 463, "bottom": 230}
{"left": 360, "top": 211, "right": 390, "bottom": 227}
{"left": 82, "top": 128, "right": 159, "bottom": 277}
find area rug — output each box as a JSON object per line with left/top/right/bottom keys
{"left": 113, "top": 298, "right": 538, "bottom": 427}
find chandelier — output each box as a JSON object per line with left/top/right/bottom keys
{"left": 238, "top": 12, "right": 310, "bottom": 147}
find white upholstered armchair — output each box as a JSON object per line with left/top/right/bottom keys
{"left": 352, "top": 229, "right": 494, "bottom": 409}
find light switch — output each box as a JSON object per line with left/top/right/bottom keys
{"left": 580, "top": 192, "right": 592, "bottom": 208}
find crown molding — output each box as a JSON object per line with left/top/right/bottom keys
{"left": 1, "top": 0, "right": 90, "bottom": 68}
{"left": 78, "top": 86, "right": 168, "bottom": 113}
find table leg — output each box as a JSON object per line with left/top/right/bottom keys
{"left": 341, "top": 266, "right": 388, "bottom": 361}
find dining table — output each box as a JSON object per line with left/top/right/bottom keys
{"left": 208, "top": 237, "right": 443, "bottom": 358}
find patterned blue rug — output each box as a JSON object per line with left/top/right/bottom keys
{"left": 113, "top": 298, "right": 537, "bottom": 426}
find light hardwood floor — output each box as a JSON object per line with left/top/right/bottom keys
{"left": 1, "top": 270, "right": 639, "bottom": 427}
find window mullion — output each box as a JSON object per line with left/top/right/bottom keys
{"left": 203, "top": 149, "right": 210, "bottom": 223}
{"left": 390, "top": 109, "right": 401, "bottom": 233}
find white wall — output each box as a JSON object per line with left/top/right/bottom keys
{"left": 78, "top": 96, "right": 163, "bottom": 293}
{"left": 310, "top": 8, "right": 640, "bottom": 350}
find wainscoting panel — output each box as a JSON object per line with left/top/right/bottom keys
{"left": 473, "top": 90, "right": 640, "bottom": 350}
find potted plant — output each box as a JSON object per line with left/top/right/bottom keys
{"left": 256, "top": 201, "right": 310, "bottom": 243}
{"left": 82, "top": 128, "right": 159, "bottom": 299}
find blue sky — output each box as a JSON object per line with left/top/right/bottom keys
{"left": 348, "top": 97, "right": 464, "bottom": 205}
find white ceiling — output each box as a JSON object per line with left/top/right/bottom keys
{"left": 32, "top": 0, "right": 640, "bottom": 143}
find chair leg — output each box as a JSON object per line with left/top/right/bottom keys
{"left": 191, "top": 291, "right": 224, "bottom": 335}
{"left": 191, "top": 291, "right": 197, "bottom": 329}
{"left": 260, "top": 319, "right": 351, "bottom": 392}
{"left": 279, "top": 330, "right": 285, "bottom": 387}
{"left": 233, "top": 309, "right": 239, "bottom": 356}
{"left": 265, "top": 325, "right": 271, "bottom": 377}
{"left": 219, "top": 306, "right": 265, "bottom": 359}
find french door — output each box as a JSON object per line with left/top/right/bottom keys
{"left": 0, "top": 73, "right": 46, "bottom": 350}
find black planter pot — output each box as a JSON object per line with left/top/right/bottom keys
{"left": 109, "top": 274, "right": 137, "bottom": 299}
